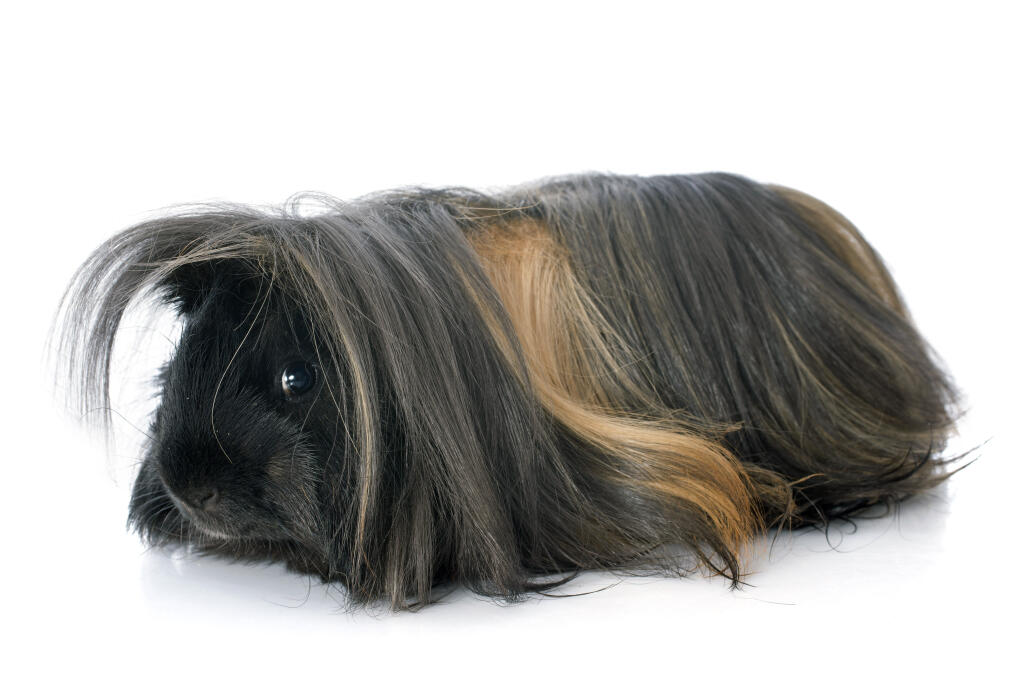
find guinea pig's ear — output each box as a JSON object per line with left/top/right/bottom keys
{"left": 160, "top": 259, "right": 263, "bottom": 314}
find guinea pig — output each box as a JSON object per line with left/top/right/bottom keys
{"left": 57, "top": 173, "right": 960, "bottom": 609}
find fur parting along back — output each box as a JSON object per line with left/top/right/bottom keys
{"left": 57, "top": 172, "right": 960, "bottom": 608}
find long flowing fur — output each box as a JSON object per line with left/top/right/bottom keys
{"left": 56, "top": 173, "right": 960, "bottom": 609}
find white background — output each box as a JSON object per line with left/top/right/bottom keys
{"left": 3, "top": 1, "right": 1020, "bottom": 673}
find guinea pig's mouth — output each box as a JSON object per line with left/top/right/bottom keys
{"left": 185, "top": 515, "right": 251, "bottom": 540}
{"left": 166, "top": 493, "right": 253, "bottom": 540}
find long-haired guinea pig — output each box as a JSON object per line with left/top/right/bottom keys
{"left": 57, "top": 173, "right": 960, "bottom": 609}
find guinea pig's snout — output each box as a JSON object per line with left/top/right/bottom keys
{"left": 155, "top": 440, "right": 232, "bottom": 518}
{"left": 176, "top": 486, "right": 221, "bottom": 512}
{"left": 162, "top": 473, "right": 225, "bottom": 517}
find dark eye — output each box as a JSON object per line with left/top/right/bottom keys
{"left": 280, "top": 361, "right": 317, "bottom": 399}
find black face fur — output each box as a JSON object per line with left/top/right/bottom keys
{"left": 130, "top": 273, "right": 333, "bottom": 576}
{"left": 57, "top": 173, "right": 962, "bottom": 609}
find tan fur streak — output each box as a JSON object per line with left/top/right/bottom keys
{"left": 468, "top": 218, "right": 759, "bottom": 561}
{"left": 770, "top": 186, "right": 908, "bottom": 316}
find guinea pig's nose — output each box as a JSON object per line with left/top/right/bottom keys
{"left": 180, "top": 486, "right": 220, "bottom": 512}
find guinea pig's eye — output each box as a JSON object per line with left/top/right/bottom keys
{"left": 280, "top": 361, "right": 317, "bottom": 400}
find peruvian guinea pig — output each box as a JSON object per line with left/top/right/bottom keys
{"left": 56, "top": 173, "right": 960, "bottom": 609}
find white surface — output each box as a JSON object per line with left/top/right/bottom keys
{"left": 2, "top": 2, "right": 1019, "bottom": 673}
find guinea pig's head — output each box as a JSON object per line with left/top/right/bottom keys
{"left": 56, "top": 209, "right": 367, "bottom": 582}
{"left": 129, "top": 259, "right": 335, "bottom": 572}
